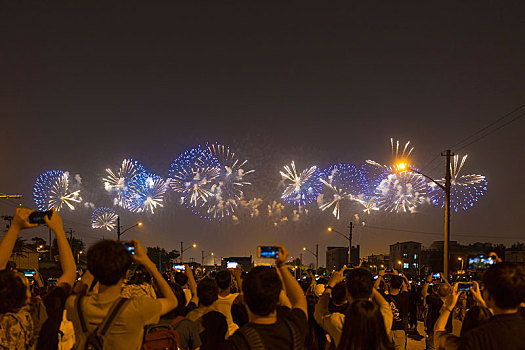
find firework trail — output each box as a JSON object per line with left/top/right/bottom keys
{"left": 375, "top": 170, "right": 429, "bottom": 213}
{"left": 169, "top": 145, "right": 220, "bottom": 207}
{"left": 33, "top": 170, "right": 82, "bottom": 211}
{"left": 280, "top": 161, "right": 322, "bottom": 206}
{"left": 91, "top": 207, "right": 118, "bottom": 231}
{"left": 198, "top": 144, "right": 255, "bottom": 220}
{"left": 126, "top": 173, "right": 169, "bottom": 214}
{"left": 103, "top": 159, "right": 147, "bottom": 209}
{"left": 429, "top": 155, "right": 488, "bottom": 211}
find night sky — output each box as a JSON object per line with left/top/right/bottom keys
{"left": 1, "top": 2, "right": 524, "bottom": 266}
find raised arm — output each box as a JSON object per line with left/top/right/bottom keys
{"left": 132, "top": 239, "right": 177, "bottom": 315}
{"left": 0, "top": 208, "right": 37, "bottom": 269}
{"left": 275, "top": 245, "right": 307, "bottom": 316}
{"left": 233, "top": 265, "right": 242, "bottom": 292}
{"left": 45, "top": 210, "right": 76, "bottom": 287}
{"left": 184, "top": 264, "right": 199, "bottom": 305}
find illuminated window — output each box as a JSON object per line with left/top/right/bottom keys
{"left": 403, "top": 263, "right": 409, "bottom": 269}
{"left": 413, "top": 263, "right": 418, "bottom": 268}
{"left": 402, "top": 253, "right": 408, "bottom": 258}
{"left": 414, "top": 254, "right": 418, "bottom": 259}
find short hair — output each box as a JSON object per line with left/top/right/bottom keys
{"left": 460, "top": 306, "right": 492, "bottom": 336}
{"left": 0, "top": 270, "right": 27, "bottom": 313}
{"left": 87, "top": 240, "right": 132, "bottom": 286}
{"left": 345, "top": 268, "right": 373, "bottom": 300}
{"left": 128, "top": 265, "right": 151, "bottom": 285}
{"left": 390, "top": 275, "right": 403, "bottom": 289}
{"left": 242, "top": 266, "right": 282, "bottom": 316}
{"left": 332, "top": 282, "right": 347, "bottom": 305}
{"left": 174, "top": 272, "right": 188, "bottom": 286}
{"left": 215, "top": 270, "right": 231, "bottom": 290}
{"left": 483, "top": 262, "right": 525, "bottom": 309}
{"left": 197, "top": 278, "right": 219, "bottom": 306}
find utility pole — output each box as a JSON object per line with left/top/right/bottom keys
{"left": 315, "top": 244, "right": 319, "bottom": 274}
{"left": 201, "top": 250, "right": 204, "bottom": 270}
{"left": 300, "top": 253, "right": 303, "bottom": 278}
{"left": 180, "top": 241, "right": 184, "bottom": 264}
{"left": 66, "top": 228, "right": 75, "bottom": 260}
{"left": 348, "top": 221, "right": 353, "bottom": 266}
{"left": 116, "top": 216, "right": 121, "bottom": 241}
{"left": 442, "top": 149, "right": 453, "bottom": 279}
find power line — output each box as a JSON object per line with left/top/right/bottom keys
{"left": 454, "top": 112, "right": 525, "bottom": 152}
{"left": 449, "top": 103, "right": 525, "bottom": 151}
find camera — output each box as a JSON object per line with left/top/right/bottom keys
{"left": 28, "top": 210, "right": 53, "bottom": 225}
{"left": 121, "top": 241, "right": 135, "bottom": 255}
{"left": 257, "top": 246, "right": 279, "bottom": 259}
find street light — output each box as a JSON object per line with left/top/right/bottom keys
{"left": 180, "top": 242, "right": 197, "bottom": 264}
{"left": 458, "top": 257, "right": 464, "bottom": 273}
{"left": 327, "top": 222, "right": 354, "bottom": 266}
{"left": 397, "top": 260, "right": 403, "bottom": 271}
{"left": 116, "top": 216, "right": 143, "bottom": 241}
{"left": 303, "top": 244, "right": 318, "bottom": 274}
{"left": 201, "top": 251, "right": 214, "bottom": 270}
{"left": 396, "top": 150, "right": 453, "bottom": 279}
{"left": 77, "top": 250, "right": 83, "bottom": 265}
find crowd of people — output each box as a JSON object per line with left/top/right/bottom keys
{"left": 1, "top": 207, "right": 524, "bottom": 349}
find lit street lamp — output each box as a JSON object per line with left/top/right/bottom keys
{"left": 77, "top": 250, "right": 83, "bottom": 265}
{"left": 458, "top": 257, "right": 464, "bottom": 273}
{"left": 180, "top": 242, "right": 197, "bottom": 264}
{"left": 116, "top": 216, "right": 143, "bottom": 241}
{"left": 303, "top": 244, "right": 318, "bottom": 274}
{"left": 201, "top": 250, "right": 214, "bottom": 270}
{"left": 327, "top": 222, "right": 354, "bottom": 266}
{"left": 396, "top": 150, "right": 453, "bottom": 279}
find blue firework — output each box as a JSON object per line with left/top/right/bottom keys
{"left": 317, "top": 164, "right": 369, "bottom": 219}
{"left": 429, "top": 155, "right": 488, "bottom": 211}
{"left": 91, "top": 207, "right": 118, "bottom": 231}
{"left": 126, "top": 172, "right": 169, "bottom": 214}
{"left": 103, "top": 159, "right": 148, "bottom": 209}
{"left": 169, "top": 145, "right": 220, "bottom": 207}
{"left": 280, "top": 161, "right": 323, "bottom": 206}
{"left": 33, "top": 170, "right": 82, "bottom": 211}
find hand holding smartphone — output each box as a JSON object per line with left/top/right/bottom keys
{"left": 121, "top": 241, "right": 135, "bottom": 255}
{"left": 257, "top": 246, "right": 279, "bottom": 259}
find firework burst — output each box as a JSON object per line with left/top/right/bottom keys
{"left": 198, "top": 144, "right": 255, "bottom": 220}
{"left": 103, "top": 159, "right": 148, "bottom": 209}
{"left": 126, "top": 173, "right": 169, "bottom": 214}
{"left": 91, "top": 207, "right": 118, "bottom": 231}
{"left": 280, "top": 161, "right": 322, "bottom": 206}
{"left": 375, "top": 170, "right": 429, "bottom": 213}
{"left": 429, "top": 155, "right": 488, "bottom": 211}
{"left": 33, "top": 170, "right": 82, "bottom": 211}
{"left": 317, "top": 164, "right": 368, "bottom": 219}
{"left": 169, "top": 145, "right": 220, "bottom": 207}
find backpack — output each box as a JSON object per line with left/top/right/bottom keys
{"left": 238, "top": 318, "right": 303, "bottom": 350}
{"left": 75, "top": 295, "right": 130, "bottom": 350}
{"left": 142, "top": 316, "right": 185, "bottom": 350}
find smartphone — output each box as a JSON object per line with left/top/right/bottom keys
{"left": 227, "top": 262, "right": 239, "bottom": 269}
{"left": 373, "top": 275, "right": 379, "bottom": 280}
{"left": 432, "top": 273, "right": 440, "bottom": 278}
{"left": 468, "top": 255, "right": 496, "bottom": 269}
{"left": 28, "top": 210, "right": 53, "bottom": 225}
{"left": 257, "top": 246, "right": 279, "bottom": 259}
{"left": 24, "top": 269, "right": 36, "bottom": 277}
{"left": 398, "top": 273, "right": 403, "bottom": 276}
{"left": 457, "top": 282, "right": 473, "bottom": 291}
{"left": 385, "top": 268, "right": 393, "bottom": 273}
{"left": 173, "top": 264, "right": 185, "bottom": 271}
{"left": 121, "top": 241, "right": 135, "bottom": 255}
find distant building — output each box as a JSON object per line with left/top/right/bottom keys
{"left": 366, "top": 253, "right": 390, "bottom": 270}
{"left": 505, "top": 250, "right": 525, "bottom": 266}
{"left": 326, "top": 245, "right": 360, "bottom": 271}
{"left": 390, "top": 241, "right": 421, "bottom": 275}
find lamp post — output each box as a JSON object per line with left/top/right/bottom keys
{"left": 303, "top": 244, "right": 318, "bottom": 274}
{"left": 116, "top": 216, "right": 143, "bottom": 241}
{"left": 201, "top": 251, "right": 214, "bottom": 271}
{"left": 180, "top": 242, "right": 197, "bottom": 264}
{"left": 396, "top": 150, "right": 453, "bottom": 279}
{"left": 458, "top": 257, "right": 464, "bottom": 273}
{"left": 328, "top": 222, "right": 353, "bottom": 266}
{"left": 77, "top": 250, "right": 83, "bottom": 265}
